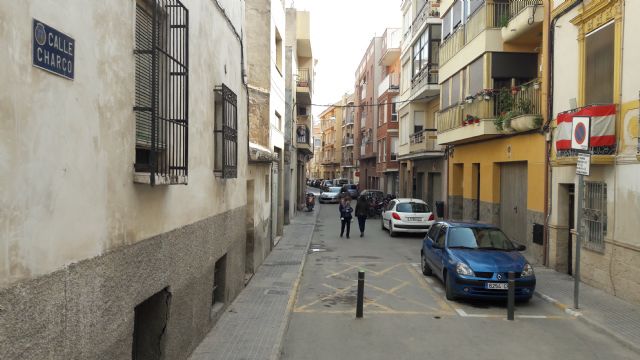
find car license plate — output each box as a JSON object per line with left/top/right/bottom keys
{"left": 486, "top": 283, "right": 508, "bottom": 290}
{"left": 408, "top": 217, "right": 421, "bottom": 221}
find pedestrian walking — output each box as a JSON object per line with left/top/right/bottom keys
{"left": 339, "top": 197, "right": 353, "bottom": 238}
{"left": 355, "top": 196, "right": 368, "bottom": 237}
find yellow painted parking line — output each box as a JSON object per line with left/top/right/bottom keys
{"left": 405, "top": 263, "right": 456, "bottom": 314}
{"left": 294, "top": 283, "right": 354, "bottom": 311}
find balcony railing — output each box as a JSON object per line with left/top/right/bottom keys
{"left": 437, "top": 79, "right": 542, "bottom": 133}
{"left": 297, "top": 125, "right": 310, "bottom": 145}
{"left": 412, "top": 1, "right": 441, "bottom": 37}
{"left": 509, "top": 0, "right": 543, "bottom": 19}
{"left": 410, "top": 129, "right": 443, "bottom": 153}
{"left": 343, "top": 137, "right": 354, "bottom": 146}
{"left": 360, "top": 86, "right": 367, "bottom": 100}
{"left": 378, "top": 73, "right": 400, "bottom": 95}
{"left": 411, "top": 64, "right": 439, "bottom": 88}
{"left": 439, "top": 2, "right": 509, "bottom": 66}
{"left": 297, "top": 68, "right": 310, "bottom": 88}
{"left": 381, "top": 28, "right": 401, "bottom": 56}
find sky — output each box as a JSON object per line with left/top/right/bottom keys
{"left": 290, "top": 0, "right": 402, "bottom": 121}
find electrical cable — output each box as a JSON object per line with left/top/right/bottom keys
{"left": 301, "top": 94, "right": 440, "bottom": 109}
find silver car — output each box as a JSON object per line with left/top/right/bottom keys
{"left": 319, "top": 186, "right": 342, "bottom": 204}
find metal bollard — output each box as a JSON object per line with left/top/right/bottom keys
{"left": 356, "top": 271, "right": 365, "bottom": 318}
{"left": 507, "top": 271, "right": 515, "bottom": 320}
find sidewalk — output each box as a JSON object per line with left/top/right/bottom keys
{"left": 534, "top": 267, "right": 640, "bottom": 354}
{"left": 188, "top": 208, "right": 318, "bottom": 360}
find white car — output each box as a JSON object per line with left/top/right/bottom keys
{"left": 381, "top": 198, "right": 435, "bottom": 237}
{"left": 319, "top": 186, "right": 342, "bottom": 204}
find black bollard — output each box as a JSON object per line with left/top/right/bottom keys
{"left": 507, "top": 271, "right": 515, "bottom": 320}
{"left": 356, "top": 271, "right": 365, "bottom": 318}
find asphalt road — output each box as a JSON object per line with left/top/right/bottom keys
{"left": 280, "top": 195, "right": 638, "bottom": 360}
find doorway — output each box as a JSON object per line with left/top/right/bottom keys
{"left": 132, "top": 288, "right": 171, "bottom": 360}
{"left": 500, "top": 162, "right": 528, "bottom": 244}
{"left": 245, "top": 180, "right": 255, "bottom": 275}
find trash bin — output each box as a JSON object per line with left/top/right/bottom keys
{"left": 435, "top": 201, "right": 444, "bottom": 218}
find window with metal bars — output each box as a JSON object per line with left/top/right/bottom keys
{"left": 214, "top": 84, "right": 238, "bottom": 179}
{"left": 583, "top": 181, "right": 607, "bottom": 252}
{"left": 133, "top": 0, "right": 189, "bottom": 185}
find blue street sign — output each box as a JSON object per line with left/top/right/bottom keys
{"left": 32, "top": 19, "right": 75, "bottom": 80}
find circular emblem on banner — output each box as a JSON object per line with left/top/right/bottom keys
{"left": 574, "top": 122, "right": 587, "bottom": 145}
{"left": 35, "top": 23, "right": 46, "bottom": 46}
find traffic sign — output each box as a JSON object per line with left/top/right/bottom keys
{"left": 571, "top": 116, "right": 590, "bottom": 151}
{"left": 577, "top": 153, "right": 591, "bottom": 176}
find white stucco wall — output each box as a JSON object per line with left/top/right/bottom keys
{"left": 0, "top": 0, "right": 248, "bottom": 287}
{"left": 270, "top": 0, "right": 286, "bottom": 152}
{"left": 551, "top": 7, "right": 580, "bottom": 119}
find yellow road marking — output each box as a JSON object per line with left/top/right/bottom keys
{"left": 405, "top": 263, "right": 456, "bottom": 314}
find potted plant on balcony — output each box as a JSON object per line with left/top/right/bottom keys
{"left": 510, "top": 97, "right": 539, "bottom": 132}
{"left": 465, "top": 95, "right": 474, "bottom": 104}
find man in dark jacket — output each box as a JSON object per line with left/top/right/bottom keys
{"left": 338, "top": 197, "right": 353, "bottom": 238}
{"left": 354, "top": 196, "right": 368, "bottom": 237}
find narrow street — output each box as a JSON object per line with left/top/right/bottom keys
{"left": 281, "top": 197, "right": 639, "bottom": 360}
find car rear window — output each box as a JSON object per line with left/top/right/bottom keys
{"left": 396, "top": 202, "right": 430, "bottom": 213}
{"left": 346, "top": 185, "right": 357, "bottom": 189}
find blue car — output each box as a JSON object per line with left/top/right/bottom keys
{"left": 420, "top": 221, "right": 536, "bottom": 302}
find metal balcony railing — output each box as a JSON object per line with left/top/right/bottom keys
{"left": 378, "top": 73, "right": 401, "bottom": 95}
{"left": 412, "top": 1, "right": 441, "bottom": 37}
{"left": 297, "top": 68, "right": 310, "bottom": 88}
{"left": 509, "top": 0, "right": 543, "bottom": 19}
{"left": 410, "top": 129, "right": 442, "bottom": 153}
{"left": 296, "top": 125, "right": 310, "bottom": 145}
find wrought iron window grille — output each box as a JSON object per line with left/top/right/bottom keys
{"left": 133, "top": 0, "right": 189, "bottom": 185}
{"left": 214, "top": 84, "right": 238, "bottom": 179}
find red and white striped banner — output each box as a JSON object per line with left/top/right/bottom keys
{"left": 555, "top": 104, "right": 616, "bottom": 150}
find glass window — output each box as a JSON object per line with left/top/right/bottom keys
{"left": 396, "top": 202, "right": 431, "bottom": 213}
{"left": 585, "top": 22, "right": 614, "bottom": 105}
{"left": 446, "top": 227, "right": 516, "bottom": 250}
{"left": 436, "top": 227, "right": 447, "bottom": 247}
{"left": 413, "top": 41, "right": 421, "bottom": 77}
{"left": 452, "top": 0, "right": 462, "bottom": 28}
{"left": 428, "top": 224, "right": 441, "bottom": 239}
{"left": 468, "top": 56, "right": 484, "bottom": 96}
{"left": 451, "top": 72, "right": 461, "bottom": 105}
{"left": 414, "top": 111, "right": 425, "bottom": 133}
{"left": 441, "top": 79, "right": 450, "bottom": 108}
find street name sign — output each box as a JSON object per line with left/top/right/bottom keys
{"left": 577, "top": 153, "right": 591, "bottom": 176}
{"left": 32, "top": 19, "right": 75, "bottom": 80}
{"left": 571, "top": 116, "right": 590, "bottom": 151}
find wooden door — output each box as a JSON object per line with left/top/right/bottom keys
{"left": 500, "top": 162, "right": 528, "bottom": 244}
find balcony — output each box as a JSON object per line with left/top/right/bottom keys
{"left": 342, "top": 155, "right": 355, "bottom": 167}
{"left": 380, "top": 28, "right": 401, "bottom": 66}
{"left": 343, "top": 136, "right": 354, "bottom": 147}
{"left": 436, "top": 79, "right": 543, "bottom": 145}
{"left": 296, "top": 125, "right": 312, "bottom": 154}
{"left": 378, "top": 73, "right": 400, "bottom": 96}
{"left": 409, "top": 129, "right": 444, "bottom": 155}
{"left": 296, "top": 11, "right": 312, "bottom": 57}
{"left": 360, "top": 86, "right": 367, "bottom": 100}
{"left": 410, "top": 64, "right": 439, "bottom": 100}
{"left": 502, "top": 1, "right": 544, "bottom": 44}
{"left": 296, "top": 68, "right": 311, "bottom": 104}
{"left": 439, "top": 2, "right": 509, "bottom": 67}
{"left": 412, "top": 0, "right": 441, "bottom": 38}
{"left": 554, "top": 104, "right": 617, "bottom": 164}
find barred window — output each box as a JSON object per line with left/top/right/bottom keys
{"left": 214, "top": 84, "right": 238, "bottom": 179}
{"left": 583, "top": 181, "right": 607, "bottom": 251}
{"left": 134, "top": 0, "right": 189, "bottom": 185}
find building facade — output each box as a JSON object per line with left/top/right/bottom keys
{"left": 1, "top": 0, "right": 249, "bottom": 358}
{"left": 310, "top": 122, "right": 323, "bottom": 179}
{"left": 547, "top": 0, "right": 640, "bottom": 304}
{"left": 376, "top": 29, "right": 402, "bottom": 196}
{"left": 245, "top": 0, "right": 286, "bottom": 268}
{"left": 319, "top": 103, "right": 343, "bottom": 180}
{"left": 355, "top": 37, "right": 384, "bottom": 190}
{"left": 398, "top": 0, "right": 446, "bottom": 214}
{"left": 284, "top": 9, "right": 314, "bottom": 222}
{"left": 436, "top": 0, "right": 549, "bottom": 264}
{"left": 341, "top": 94, "right": 357, "bottom": 182}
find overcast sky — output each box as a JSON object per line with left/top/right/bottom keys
{"left": 290, "top": 0, "right": 402, "bottom": 121}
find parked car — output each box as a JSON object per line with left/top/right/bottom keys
{"left": 312, "top": 179, "right": 322, "bottom": 188}
{"left": 358, "top": 189, "right": 384, "bottom": 201}
{"left": 381, "top": 199, "right": 435, "bottom": 236}
{"left": 333, "top": 178, "right": 350, "bottom": 187}
{"left": 420, "top": 221, "right": 535, "bottom": 302}
{"left": 320, "top": 180, "right": 334, "bottom": 191}
{"left": 319, "top": 186, "right": 342, "bottom": 204}
{"left": 340, "top": 184, "right": 359, "bottom": 199}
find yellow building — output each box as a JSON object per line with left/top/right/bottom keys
{"left": 548, "top": 0, "right": 640, "bottom": 304}
{"left": 318, "top": 101, "right": 344, "bottom": 180}
{"left": 436, "top": 0, "right": 549, "bottom": 264}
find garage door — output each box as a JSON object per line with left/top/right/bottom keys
{"left": 500, "top": 162, "right": 528, "bottom": 244}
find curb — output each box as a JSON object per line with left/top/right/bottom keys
{"left": 534, "top": 291, "right": 640, "bottom": 355}
{"left": 270, "top": 208, "right": 319, "bottom": 360}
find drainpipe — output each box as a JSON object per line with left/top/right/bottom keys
{"left": 544, "top": 0, "right": 583, "bottom": 267}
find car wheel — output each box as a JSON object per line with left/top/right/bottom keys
{"left": 444, "top": 272, "right": 457, "bottom": 301}
{"left": 389, "top": 221, "right": 396, "bottom": 237}
{"left": 381, "top": 218, "right": 386, "bottom": 230}
{"left": 421, "top": 252, "right": 432, "bottom": 276}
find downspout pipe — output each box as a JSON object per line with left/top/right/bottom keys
{"left": 544, "top": 0, "right": 583, "bottom": 266}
